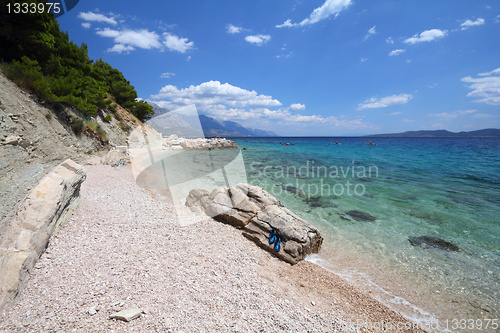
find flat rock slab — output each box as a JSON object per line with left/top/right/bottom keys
{"left": 109, "top": 308, "right": 142, "bottom": 322}
{"left": 186, "top": 183, "right": 323, "bottom": 264}
{"left": 0, "top": 159, "right": 86, "bottom": 312}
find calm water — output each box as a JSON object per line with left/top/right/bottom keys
{"left": 234, "top": 137, "right": 500, "bottom": 332}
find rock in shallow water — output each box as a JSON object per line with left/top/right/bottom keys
{"left": 408, "top": 236, "right": 459, "bottom": 251}
{"left": 186, "top": 183, "right": 323, "bottom": 264}
{"left": 346, "top": 210, "right": 377, "bottom": 222}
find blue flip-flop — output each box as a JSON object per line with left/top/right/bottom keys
{"left": 269, "top": 228, "right": 277, "bottom": 245}
{"left": 274, "top": 237, "right": 281, "bottom": 252}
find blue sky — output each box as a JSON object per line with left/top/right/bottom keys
{"left": 57, "top": 0, "right": 500, "bottom": 136}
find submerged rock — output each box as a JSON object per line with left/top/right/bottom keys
{"left": 186, "top": 183, "right": 323, "bottom": 264}
{"left": 408, "top": 236, "right": 459, "bottom": 251}
{"left": 278, "top": 184, "right": 306, "bottom": 197}
{"left": 346, "top": 210, "right": 377, "bottom": 222}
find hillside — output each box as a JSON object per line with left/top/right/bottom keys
{"left": 149, "top": 102, "right": 278, "bottom": 137}
{"left": 0, "top": 70, "right": 141, "bottom": 225}
{"left": 367, "top": 128, "right": 500, "bottom": 137}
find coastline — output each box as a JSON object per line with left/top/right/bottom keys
{"left": 1, "top": 164, "right": 428, "bottom": 332}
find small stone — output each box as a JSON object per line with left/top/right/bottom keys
{"left": 88, "top": 306, "right": 97, "bottom": 315}
{"left": 311, "top": 301, "right": 316, "bottom": 306}
{"left": 480, "top": 304, "right": 493, "bottom": 313}
{"left": 109, "top": 308, "right": 142, "bottom": 322}
{"left": 469, "top": 300, "right": 480, "bottom": 308}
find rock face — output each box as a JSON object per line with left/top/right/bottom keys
{"left": 0, "top": 159, "right": 86, "bottom": 312}
{"left": 180, "top": 138, "right": 238, "bottom": 150}
{"left": 408, "top": 236, "right": 460, "bottom": 251}
{"left": 186, "top": 184, "right": 323, "bottom": 264}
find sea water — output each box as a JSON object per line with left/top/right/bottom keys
{"left": 234, "top": 137, "right": 500, "bottom": 332}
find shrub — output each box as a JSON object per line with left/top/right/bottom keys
{"left": 70, "top": 116, "right": 85, "bottom": 134}
{"left": 104, "top": 114, "right": 112, "bottom": 122}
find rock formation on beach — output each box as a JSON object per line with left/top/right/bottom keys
{"left": 186, "top": 183, "right": 323, "bottom": 264}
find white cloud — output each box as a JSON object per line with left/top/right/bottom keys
{"left": 78, "top": 11, "right": 117, "bottom": 25}
{"left": 473, "top": 113, "right": 498, "bottom": 119}
{"left": 462, "top": 68, "right": 500, "bottom": 105}
{"left": 96, "top": 28, "right": 193, "bottom": 54}
{"left": 150, "top": 81, "right": 372, "bottom": 130}
{"left": 81, "top": 22, "right": 91, "bottom": 29}
{"left": 358, "top": 94, "right": 412, "bottom": 110}
{"left": 227, "top": 24, "right": 243, "bottom": 34}
{"left": 163, "top": 33, "right": 194, "bottom": 53}
{"left": 387, "top": 112, "right": 402, "bottom": 116}
{"left": 276, "top": 19, "right": 294, "bottom": 28}
{"left": 96, "top": 28, "right": 120, "bottom": 38}
{"left": 388, "top": 49, "right": 406, "bottom": 56}
{"left": 276, "top": 0, "right": 352, "bottom": 28}
{"left": 404, "top": 29, "right": 447, "bottom": 44}
{"left": 151, "top": 81, "right": 282, "bottom": 109}
{"left": 428, "top": 109, "right": 477, "bottom": 119}
{"left": 97, "top": 28, "right": 163, "bottom": 51}
{"left": 461, "top": 18, "right": 485, "bottom": 30}
{"left": 161, "top": 72, "right": 176, "bottom": 79}
{"left": 386, "top": 37, "right": 394, "bottom": 44}
{"left": 364, "top": 26, "right": 376, "bottom": 40}
{"left": 290, "top": 103, "right": 306, "bottom": 110}
{"left": 245, "top": 34, "right": 271, "bottom": 46}
{"left": 107, "top": 44, "right": 135, "bottom": 54}
{"left": 496, "top": 15, "right": 500, "bottom": 23}
{"left": 361, "top": 57, "right": 368, "bottom": 62}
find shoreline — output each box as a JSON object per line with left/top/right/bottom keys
{"left": 1, "top": 164, "right": 428, "bottom": 332}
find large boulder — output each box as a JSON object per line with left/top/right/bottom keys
{"left": 0, "top": 159, "right": 86, "bottom": 312}
{"left": 186, "top": 183, "right": 323, "bottom": 264}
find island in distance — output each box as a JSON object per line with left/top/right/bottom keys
{"left": 366, "top": 128, "right": 500, "bottom": 138}
{"left": 148, "top": 102, "right": 278, "bottom": 138}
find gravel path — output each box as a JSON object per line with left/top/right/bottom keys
{"left": 0, "top": 165, "right": 426, "bottom": 332}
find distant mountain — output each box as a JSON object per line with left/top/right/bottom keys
{"left": 147, "top": 102, "right": 278, "bottom": 137}
{"left": 366, "top": 129, "right": 500, "bottom": 138}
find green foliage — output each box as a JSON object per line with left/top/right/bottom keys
{"left": 0, "top": 0, "right": 154, "bottom": 120}
{"left": 70, "top": 116, "right": 85, "bottom": 134}
{"left": 104, "top": 114, "right": 112, "bottom": 122}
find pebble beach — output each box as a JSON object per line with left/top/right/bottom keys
{"left": 0, "top": 164, "right": 427, "bottom": 332}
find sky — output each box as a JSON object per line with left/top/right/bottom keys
{"left": 56, "top": 0, "right": 500, "bottom": 136}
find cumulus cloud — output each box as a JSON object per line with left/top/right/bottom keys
{"left": 245, "top": 34, "right": 271, "bottom": 46}
{"left": 461, "top": 18, "right": 485, "bottom": 30}
{"left": 96, "top": 28, "right": 193, "bottom": 53}
{"left": 389, "top": 49, "right": 406, "bottom": 56}
{"left": 163, "top": 33, "right": 194, "bottom": 53}
{"left": 226, "top": 24, "right": 243, "bottom": 34}
{"left": 78, "top": 11, "right": 117, "bottom": 25}
{"left": 404, "top": 29, "right": 447, "bottom": 44}
{"left": 107, "top": 44, "right": 135, "bottom": 54}
{"left": 364, "top": 26, "right": 376, "bottom": 40}
{"left": 81, "top": 22, "right": 91, "bottom": 29}
{"left": 276, "top": 19, "right": 294, "bottom": 28}
{"left": 150, "top": 81, "right": 371, "bottom": 130}
{"left": 151, "top": 81, "right": 282, "bottom": 109}
{"left": 461, "top": 68, "right": 500, "bottom": 105}
{"left": 290, "top": 103, "right": 306, "bottom": 110}
{"left": 276, "top": 0, "right": 352, "bottom": 28}
{"left": 357, "top": 94, "right": 412, "bottom": 110}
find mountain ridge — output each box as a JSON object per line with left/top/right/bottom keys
{"left": 148, "top": 102, "right": 278, "bottom": 137}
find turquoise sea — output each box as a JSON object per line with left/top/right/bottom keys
{"left": 235, "top": 137, "right": 500, "bottom": 332}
